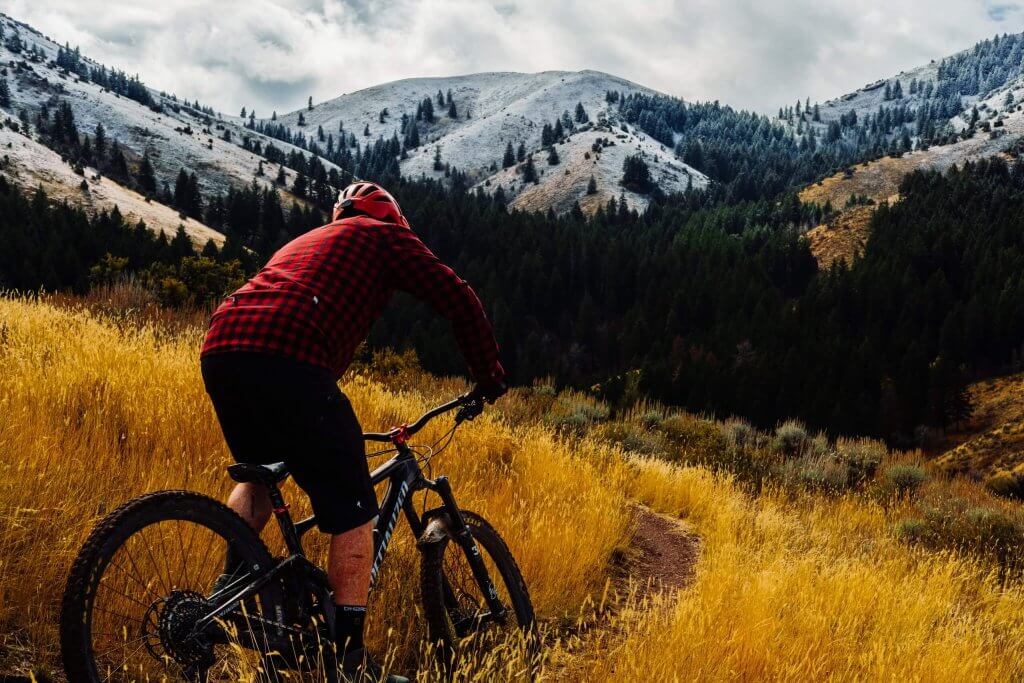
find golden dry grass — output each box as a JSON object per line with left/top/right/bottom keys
{"left": 3, "top": 294, "right": 1024, "bottom": 681}
{"left": 0, "top": 295, "right": 629, "bottom": 679}
{"left": 935, "top": 372, "right": 1024, "bottom": 477}
{"left": 804, "top": 205, "right": 876, "bottom": 268}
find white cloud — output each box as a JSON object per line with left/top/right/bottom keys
{"left": 6, "top": 0, "right": 1023, "bottom": 114}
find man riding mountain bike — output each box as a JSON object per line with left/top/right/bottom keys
{"left": 199, "top": 181, "right": 506, "bottom": 682}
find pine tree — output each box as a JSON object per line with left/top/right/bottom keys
{"left": 240, "top": 107, "right": 247, "bottom": 118}
{"left": 446, "top": 89, "right": 453, "bottom": 106}
{"left": 541, "top": 124, "right": 553, "bottom": 147}
{"left": 292, "top": 172, "right": 308, "bottom": 197}
{"left": 522, "top": 155, "right": 538, "bottom": 184}
{"left": 276, "top": 166, "right": 287, "bottom": 185}
{"left": 80, "top": 136, "right": 93, "bottom": 164}
{"left": 272, "top": 110, "right": 277, "bottom": 121}
{"left": 433, "top": 146, "right": 443, "bottom": 171}
{"left": 575, "top": 101, "right": 588, "bottom": 123}
{"left": 0, "top": 77, "right": 10, "bottom": 108}
{"left": 553, "top": 118, "right": 564, "bottom": 140}
{"left": 183, "top": 173, "right": 202, "bottom": 219}
{"left": 437, "top": 90, "right": 445, "bottom": 108}
{"left": 448, "top": 98, "right": 458, "bottom": 119}
{"left": 363, "top": 124, "right": 370, "bottom": 136}
{"left": 621, "top": 154, "right": 652, "bottom": 193}
{"left": 257, "top": 160, "right": 265, "bottom": 176}
{"left": 586, "top": 174, "right": 597, "bottom": 194}
{"left": 173, "top": 169, "right": 190, "bottom": 210}
{"left": 308, "top": 96, "right": 314, "bottom": 111}
{"left": 517, "top": 141, "right": 526, "bottom": 162}
{"left": 297, "top": 112, "right": 306, "bottom": 127}
{"left": 405, "top": 121, "right": 421, "bottom": 148}
{"left": 422, "top": 97, "right": 435, "bottom": 123}
{"left": 547, "top": 145, "right": 560, "bottom": 165}
{"left": 812, "top": 104, "right": 820, "bottom": 122}
{"left": 137, "top": 152, "right": 157, "bottom": 195}
{"left": 502, "top": 141, "right": 515, "bottom": 168}
{"left": 109, "top": 142, "right": 129, "bottom": 182}
{"left": 94, "top": 122, "right": 106, "bottom": 158}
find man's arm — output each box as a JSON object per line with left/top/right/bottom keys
{"left": 384, "top": 227, "right": 505, "bottom": 389}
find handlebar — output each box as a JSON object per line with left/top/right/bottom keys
{"left": 363, "top": 392, "right": 484, "bottom": 444}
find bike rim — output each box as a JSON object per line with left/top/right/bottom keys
{"left": 440, "top": 540, "right": 531, "bottom": 652}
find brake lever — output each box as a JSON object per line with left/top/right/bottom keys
{"left": 455, "top": 397, "right": 484, "bottom": 424}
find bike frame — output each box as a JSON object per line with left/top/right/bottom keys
{"left": 198, "top": 396, "right": 508, "bottom": 653}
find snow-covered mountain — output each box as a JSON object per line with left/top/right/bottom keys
{"left": 0, "top": 10, "right": 705, "bottom": 230}
{"left": 6, "top": 6, "right": 1024, "bottom": 238}
{"left": 279, "top": 70, "right": 708, "bottom": 213}
{"left": 0, "top": 12, "right": 328, "bottom": 244}
{"left": 778, "top": 33, "right": 1024, "bottom": 184}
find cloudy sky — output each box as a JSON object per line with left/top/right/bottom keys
{"left": 7, "top": 0, "right": 1024, "bottom": 115}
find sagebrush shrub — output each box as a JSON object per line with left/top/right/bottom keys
{"left": 773, "top": 420, "right": 809, "bottom": 458}
{"left": 836, "top": 438, "right": 885, "bottom": 485}
{"left": 721, "top": 418, "right": 758, "bottom": 450}
{"left": 544, "top": 391, "right": 610, "bottom": 433}
{"left": 898, "top": 498, "right": 1024, "bottom": 571}
{"left": 884, "top": 463, "right": 928, "bottom": 496}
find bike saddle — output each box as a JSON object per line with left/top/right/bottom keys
{"left": 227, "top": 462, "right": 290, "bottom": 486}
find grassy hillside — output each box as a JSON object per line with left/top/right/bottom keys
{"left": 3, "top": 294, "right": 1024, "bottom": 680}
{"left": 936, "top": 372, "right": 1024, "bottom": 477}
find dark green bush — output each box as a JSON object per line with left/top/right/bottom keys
{"left": 898, "top": 499, "right": 1024, "bottom": 571}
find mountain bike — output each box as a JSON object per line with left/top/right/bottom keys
{"left": 59, "top": 393, "right": 537, "bottom": 682}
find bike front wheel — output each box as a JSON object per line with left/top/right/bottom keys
{"left": 59, "top": 490, "right": 285, "bottom": 682}
{"left": 419, "top": 510, "right": 538, "bottom": 673}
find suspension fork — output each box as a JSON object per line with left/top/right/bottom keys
{"left": 429, "top": 475, "right": 507, "bottom": 621}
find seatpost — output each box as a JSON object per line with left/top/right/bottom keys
{"left": 266, "top": 483, "right": 303, "bottom": 555}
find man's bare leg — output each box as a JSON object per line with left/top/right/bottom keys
{"left": 227, "top": 482, "right": 273, "bottom": 531}
{"left": 329, "top": 519, "right": 375, "bottom": 658}
{"left": 218, "top": 483, "right": 273, "bottom": 582}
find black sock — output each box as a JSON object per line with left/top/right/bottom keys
{"left": 335, "top": 604, "right": 367, "bottom": 654}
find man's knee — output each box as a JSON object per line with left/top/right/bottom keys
{"left": 332, "top": 518, "right": 375, "bottom": 552}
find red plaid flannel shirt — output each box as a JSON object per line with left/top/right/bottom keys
{"left": 201, "top": 216, "right": 505, "bottom": 386}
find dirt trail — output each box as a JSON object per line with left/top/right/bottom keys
{"left": 616, "top": 504, "right": 700, "bottom": 597}
{"left": 550, "top": 504, "right": 699, "bottom": 678}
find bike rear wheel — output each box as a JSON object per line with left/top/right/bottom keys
{"left": 419, "top": 510, "right": 538, "bottom": 673}
{"left": 60, "top": 490, "right": 288, "bottom": 682}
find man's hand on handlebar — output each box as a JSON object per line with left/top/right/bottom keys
{"left": 471, "top": 379, "right": 508, "bottom": 404}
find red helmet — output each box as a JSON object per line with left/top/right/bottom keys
{"left": 333, "top": 181, "right": 410, "bottom": 228}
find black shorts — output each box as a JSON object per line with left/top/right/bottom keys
{"left": 201, "top": 352, "right": 379, "bottom": 535}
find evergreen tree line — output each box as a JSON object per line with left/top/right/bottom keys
{"left": 615, "top": 93, "right": 897, "bottom": 201}
{"left": 0, "top": 175, "right": 242, "bottom": 307}
{"left": 935, "top": 32, "right": 1024, "bottom": 100}
{"left": 54, "top": 43, "right": 154, "bottom": 108}
{"left": 4, "top": 145, "right": 1022, "bottom": 442}
{"left": 363, "top": 159, "right": 1024, "bottom": 443}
